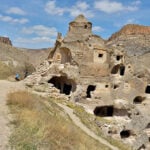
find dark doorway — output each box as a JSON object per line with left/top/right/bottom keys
{"left": 145, "top": 85, "right": 150, "bottom": 94}
{"left": 63, "top": 84, "right": 72, "bottom": 95}
{"left": 120, "top": 130, "right": 131, "bottom": 138}
{"left": 94, "top": 106, "right": 114, "bottom": 117}
{"left": 120, "top": 66, "right": 125, "bottom": 76}
{"left": 86, "top": 85, "right": 96, "bottom": 98}
{"left": 133, "top": 96, "right": 145, "bottom": 104}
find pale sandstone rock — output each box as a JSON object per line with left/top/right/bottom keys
{"left": 25, "top": 15, "right": 150, "bottom": 150}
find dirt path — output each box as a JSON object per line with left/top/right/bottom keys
{"left": 0, "top": 80, "right": 119, "bottom": 150}
{"left": 0, "top": 80, "right": 25, "bottom": 150}
{"left": 58, "top": 103, "right": 119, "bottom": 150}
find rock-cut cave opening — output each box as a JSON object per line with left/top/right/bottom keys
{"left": 133, "top": 96, "right": 145, "bottom": 104}
{"left": 120, "top": 130, "right": 131, "bottom": 139}
{"left": 48, "top": 76, "right": 76, "bottom": 95}
{"left": 145, "top": 85, "right": 150, "bottom": 94}
{"left": 86, "top": 85, "right": 96, "bottom": 98}
{"left": 93, "top": 106, "right": 114, "bottom": 117}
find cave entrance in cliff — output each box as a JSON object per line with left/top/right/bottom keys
{"left": 133, "top": 96, "right": 145, "bottom": 104}
{"left": 48, "top": 76, "right": 76, "bottom": 95}
{"left": 93, "top": 106, "right": 114, "bottom": 117}
{"left": 86, "top": 85, "right": 96, "bottom": 98}
{"left": 111, "top": 65, "right": 120, "bottom": 74}
{"left": 116, "top": 55, "right": 122, "bottom": 61}
{"left": 60, "top": 48, "right": 72, "bottom": 64}
{"left": 120, "top": 130, "right": 131, "bottom": 139}
{"left": 145, "top": 85, "right": 150, "bottom": 94}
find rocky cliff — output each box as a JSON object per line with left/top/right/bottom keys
{"left": 107, "top": 24, "right": 150, "bottom": 56}
{"left": 0, "top": 36, "right": 12, "bottom": 46}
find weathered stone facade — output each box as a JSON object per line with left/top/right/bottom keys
{"left": 25, "top": 15, "right": 150, "bottom": 150}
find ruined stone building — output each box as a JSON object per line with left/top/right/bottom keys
{"left": 25, "top": 15, "right": 150, "bottom": 150}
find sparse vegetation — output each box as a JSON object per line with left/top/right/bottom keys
{"left": 67, "top": 103, "right": 132, "bottom": 150}
{"left": 7, "top": 91, "right": 111, "bottom": 150}
{"left": 0, "top": 60, "right": 35, "bottom": 80}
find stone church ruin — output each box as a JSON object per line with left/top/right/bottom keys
{"left": 25, "top": 15, "right": 150, "bottom": 150}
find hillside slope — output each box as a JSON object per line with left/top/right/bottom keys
{"left": 0, "top": 40, "right": 50, "bottom": 79}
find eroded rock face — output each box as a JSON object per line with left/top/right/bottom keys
{"left": 25, "top": 15, "right": 150, "bottom": 150}
{"left": 107, "top": 24, "right": 150, "bottom": 56}
{"left": 0, "top": 36, "right": 12, "bottom": 45}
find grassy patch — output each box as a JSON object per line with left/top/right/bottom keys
{"left": 7, "top": 91, "right": 111, "bottom": 150}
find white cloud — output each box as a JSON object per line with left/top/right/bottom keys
{"left": 6, "top": 7, "right": 26, "bottom": 15}
{"left": 69, "top": 1, "right": 94, "bottom": 18}
{"left": 92, "top": 26, "right": 104, "bottom": 32}
{"left": 94, "top": 0, "right": 139, "bottom": 13}
{"left": 14, "top": 36, "right": 56, "bottom": 48}
{"left": 22, "top": 25, "right": 57, "bottom": 37}
{"left": 0, "top": 14, "right": 28, "bottom": 24}
{"left": 45, "top": 0, "right": 65, "bottom": 16}
{"left": 45, "top": 1, "right": 94, "bottom": 18}
{"left": 15, "top": 37, "right": 55, "bottom": 44}
{"left": 126, "top": 18, "right": 137, "bottom": 24}
{"left": 17, "top": 25, "right": 57, "bottom": 48}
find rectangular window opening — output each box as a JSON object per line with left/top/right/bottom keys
{"left": 98, "top": 54, "right": 103, "bottom": 58}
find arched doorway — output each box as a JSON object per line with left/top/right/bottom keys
{"left": 60, "top": 48, "right": 72, "bottom": 64}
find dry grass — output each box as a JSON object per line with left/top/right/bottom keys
{"left": 0, "top": 61, "right": 13, "bottom": 79}
{"left": 7, "top": 91, "right": 111, "bottom": 150}
{"left": 0, "top": 60, "right": 35, "bottom": 80}
{"left": 7, "top": 91, "right": 36, "bottom": 109}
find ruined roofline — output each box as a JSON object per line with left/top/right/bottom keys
{"left": 69, "top": 14, "right": 92, "bottom": 24}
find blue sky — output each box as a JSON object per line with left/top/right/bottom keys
{"left": 0, "top": 0, "right": 149, "bottom": 49}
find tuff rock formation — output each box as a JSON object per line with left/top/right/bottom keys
{"left": 107, "top": 24, "right": 150, "bottom": 56}
{"left": 25, "top": 15, "right": 150, "bottom": 150}
{"left": 0, "top": 36, "right": 12, "bottom": 45}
